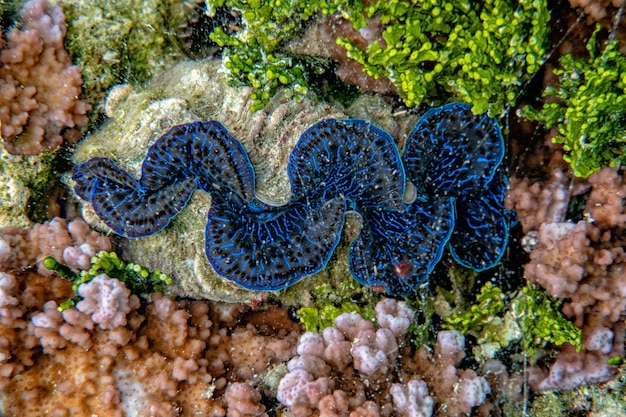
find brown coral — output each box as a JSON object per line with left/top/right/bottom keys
{"left": 0, "top": 217, "right": 111, "bottom": 275}
{"left": 0, "top": 0, "right": 89, "bottom": 155}
{"left": 0, "top": 268, "right": 302, "bottom": 416}
{"left": 523, "top": 168, "right": 626, "bottom": 390}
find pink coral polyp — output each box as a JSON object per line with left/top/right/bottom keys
{"left": 0, "top": 0, "right": 89, "bottom": 154}
{"left": 77, "top": 274, "right": 137, "bottom": 330}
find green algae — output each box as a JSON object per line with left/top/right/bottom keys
{"left": 523, "top": 26, "right": 626, "bottom": 178}
{"left": 207, "top": 0, "right": 334, "bottom": 111}
{"left": 208, "top": 0, "right": 550, "bottom": 115}
{"left": 337, "top": 0, "right": 550, "bottom": 116}
{"left": 441, "top": 277, "right": 582, "bottom": 361}
{"left": 44, "top": 251, "right": 171, "bottom": 311}
{"left": 296, "top": 278, "right": 379, "bottom": 333}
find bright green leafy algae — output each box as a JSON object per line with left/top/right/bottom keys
{"left": 443, "top": 281, "right": 582, "bottom": 359}
{"left": 208, "top": 0, "right": 333, "bottom": 110}
{"left": 443, "top": 281, "right": 506, "bottom": 334}
{"left": 298, "top": 302, "right": 371, "bottom": 333}
{"left": 296, "top": 280, "right": 378, "bottom": 332}
{"left": 338, "top": 0, "right": 549, "bottom": 116}
{"left": 44, "top": 251, "right": 171, "bottom": 311}
{"left": 523, "top": 26, "right": 626, "bottom": 178}
{"left": 513, "top": 283, "right": 583, "bottom": 357}
{"left": 207, "top": 0, "right": 549, "bottom": 114}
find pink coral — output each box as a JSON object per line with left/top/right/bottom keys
{"left": 225, "top": 382, "right": 268, "bottom": 417}
{"left": 408, "top": 330, "right": 491, "bottom": 416}
{"left": 0, "top": 0, "right": 89, "bottom": 154}
{"left": 376, "top": 298, "right": 416, "bottom": 338}
{"left": 278, "top": 300, "right": 490, "bottom": 417}
{"left": 524, "top": 168, "right": 626, "bottom": 390}
{"left": 390, "top": 379, "right": 434, "bottom": 417}
{"left": 351, "top": 327, "right": 398, "bottom": 376}
{"left": 0, "top": 217, "right": 111, "bottom": 275}
{"left": 529, "top": 325, "right": 624, "bottom": 391}
{"left": 0, "top": 216, "right": 305, "bottom": 416}
{"left": 568, "top": 0, "right": 626, "bottom": 22}
{"left": 505, "top": 169, "right": 572, "bottom": 233}
{"left": 76, "top": 274, "right": 140, "bottom": 330}
{"left": 525, "top": 169, "right": 626, "bottom": 326}
{"left": 0, "top": 268, "right": 301, "bottom": 416}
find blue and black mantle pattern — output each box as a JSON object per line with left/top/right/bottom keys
{"left": 72, "top": 103, "right": 515, "bottom": 295}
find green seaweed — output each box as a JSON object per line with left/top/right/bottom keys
{"left": 336, "top": 0, "right": 550, "bottom": 116}
{"left": 443, "top": 281, "right": 506, "bottom": 334}
{"left": 442, "top": 281, "right": 582, "bottom": 359}
{"left": 523, "top": 26, "right": 626, "bottom": 178}
{"left": 513, "top": 283, "right": 583, "bottom": 357}
{"left": 298, "top": 302, "right": 369, "bottom": 333}
{"left": 207, "top": 0, "right": 549, "bottom": 115}
{"left": 296, "top": 280, "right": 378, "bottom": 333}
{"left": 44, "top": 251, "right": 171, "bottom": 311}
{"left": 208, "top": 0, "right": 335, "bottom": 111}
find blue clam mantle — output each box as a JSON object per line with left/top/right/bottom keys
{"left": 73, "top": 103, "right": 514, "bottom": 295}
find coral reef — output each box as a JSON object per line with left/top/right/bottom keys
{"left": 2, "top": 0, "right": 626, "bottom": 414}
{"left": 523, "top": 168, "right": 626, "bottom": 390}
{"left": 0, "top": 218, "right": 301, "bottom": 415}
{"left": 0, "top": 270, "right": 301, "bottom": 415}
{"left": 0, "top": 0, "right": 89, "bottom": 154}
{"left": 506, "top": 168, "right": 573, "bottom": 234}
{"left": 290, "top": 13, "right": 398, "bottom": 95}
{"left": 277, "top": 299, "right": 491, "bottom": 417}
{"left": 0, "top": 216, "right": 112, "bottom": 275}
{"left": 1, "top": 253, "right": 500, "bottom": 417}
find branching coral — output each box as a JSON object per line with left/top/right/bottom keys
{"left": 0, "top": 0, "right": 90, "bottom": 154}
{"left": 278, "top": 299, "right": 491, "bottom": 417}
{"left": 523, "top": 26, "right": 626, "bottom": 178}
{"left": 1, "top": 263, "right": 301, "bottom": 415}
{"left": 524, "top": 168, "right": 626, "bottom": 390}
{"left": 0, "top": 217, "right": 112, "bottom": 275}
